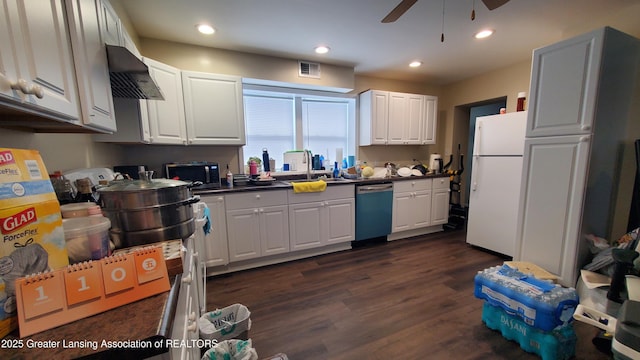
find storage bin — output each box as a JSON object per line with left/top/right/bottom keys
{"left": 474, "top": 265, "right": 579, "bottom": 331}
{"left": 482, "top": 302, "right": 576, "bottom": 360}
{"left": 199, "top": 303, "right": 251, "bottom": 342}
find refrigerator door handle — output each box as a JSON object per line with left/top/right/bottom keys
{"left": 472, "top": 155, "right": 479, "bottom": 191}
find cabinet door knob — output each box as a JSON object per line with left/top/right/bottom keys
{"left": 187, "top": 322, "right": 197, "bottom": 333}
{"left": 255, "top": 194, "right": 261, "bottom": 199}
{"left": 188, "top": 312, "right": 197, "bottom": 321}
{"left": 253, "top": 209, "right": 259, "bottom": 214}
{"left": 580, "top": 136, "right": 590, "bottom": 142}
{"left": 30, "top": 84, "right": 44, "bottom": 99}
{"left": 581, "top": 125, "right": 591, "bottom": 131}
{"left": 259, "top": 208, "right": 264, "bottom": 213}
{"left": 182, "top": 273, "right": 192, "bottom": 284}
{"left": 10, "top": 78, "right": 29, "bottom": 93}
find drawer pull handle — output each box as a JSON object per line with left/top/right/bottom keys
{"left": 187, "top": 322, "right": 197, "bottom": 333}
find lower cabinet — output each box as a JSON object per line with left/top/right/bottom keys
{"left": 200, "top": 195, "right": 229, "bottom": 267}
{"left": 391, "top": 177, "right": 450, "bottom": 233}
{"left": 392, "top": 179, "right": 432, "bottom": 233}
{"left": 431, "top": 177, "right": 450, "bottom": 225}
{"left": 225, "top": 190, "right": 289, "bottom": 261}
{"left": 288, "top": 185, "right": 355, "bottom": 251}
{"left": 170, "top": 237, "right": 201, "bottom": 360}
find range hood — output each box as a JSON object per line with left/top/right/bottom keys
{"left": 106, "top": 45, "right": 164, "bottom": 100}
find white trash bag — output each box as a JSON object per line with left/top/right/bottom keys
{"left": 199, "top": 303, "right": 252, "bottom": 341}
{"left": 201, "top": 339, "right": 258, "bottom": 360}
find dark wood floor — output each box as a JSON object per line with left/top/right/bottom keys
{"left": 205, "top": 230, "right": 613, "bottom": 360}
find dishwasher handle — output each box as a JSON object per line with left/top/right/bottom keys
{"left": 356, "top": 184, "right": 393, "bottom": 193}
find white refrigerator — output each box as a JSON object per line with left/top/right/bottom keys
{"left": 466, "top": 111, "right": 527, "bottom": 256}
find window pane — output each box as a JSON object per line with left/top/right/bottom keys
{"left": 243, "top": 95, "right": 294, "bottom": 170}
{"left": 302, "top": 100, "right": 350, "bottom": 166}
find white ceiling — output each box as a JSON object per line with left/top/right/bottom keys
{"left": 116, "top": 0, "right": 640, "bottom": 85}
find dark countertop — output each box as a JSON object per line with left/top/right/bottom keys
{"left": 194, "top": 173, "right": 450, "bottom": 195}
{"left": 1, "top": 275, "right": 181, "bottom": 360}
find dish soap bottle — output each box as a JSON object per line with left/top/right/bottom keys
{"left": 226, "top": 164, "right": 233, "bottom": 188}
{"left": 333, "top": 161, "right": 340, "bottom": 179}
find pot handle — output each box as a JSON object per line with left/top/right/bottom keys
{"left": 180, "top": 196, "right": 201, "bottom": 206}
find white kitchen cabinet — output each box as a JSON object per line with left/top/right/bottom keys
{"left": 0, "top": 0, "right": 79, "bottom": 121}
{"left": 66, "top": 0, "right": 117, "bottom": 132}
{"left": 359, "top": 90, "right": 388, "bottom": 145}
{"left": 200, "top": 195, "right": 229, "bottom": 267}
{"left": 182, "top": 71, "right": 246, "bottom": 145}
{"left": 170, "top": 236, "right": 201, "bottom": 360}
{"left": 288, "top": 185, "right": 355, "bottom": 251}
{"left": 145, "top": 58, "right": 188, "bottom": 144}
{"left": 421, "top": 96, "right": 438, "bottom": 144}
{"left": 98, "top": 0, "right": 121, "bottom": 46}
{"left": 392, "top": 179, "right": 432, "bottom": 233}
{"left": 515, "top": 27, "right": 640, "bottom": 287}
{"left": 517, "top": 135, "right": 590, "bottom": 284}
{"left": 387, "top": 92, "right": 422, "bottom": 145}
{"left": 360, "top": 90, "right": 437, "bottom": 146}
{"left": 430, "top": 177, "right": 450, "bottom": 225}
{"left": 226, "top": 190, "right": 289, "bottom": 262}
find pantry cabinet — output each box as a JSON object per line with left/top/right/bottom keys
{"left": 360, "top": 90, "right": 437, "bottom": 146}
{"left": 200, "top": 195, "right": 230, "bottom": 268}
{"left": 66, "top": 0, "right": 117, "bottom": 132}
{"left": 182, "top": 71, "right": 246, "bottom": 145}
{"left": 392, "top": 179, "right": 432, "bottom": 233}
{"left": 288, "top": 185, "right": 355, "bottom": 250}
{"left": 226, "top": 190, "right": 289, "bottom": 261}
{"left": 0, "top": 0, "right": 79, "bottom": 121}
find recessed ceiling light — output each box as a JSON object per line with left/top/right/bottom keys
{"left": 475, "top": 29, "right": 494, "bottom": 39}
{"left": 409, "top": 61, "right": 422, "bottom": 68}
{"left": 197, "top": 24, "right": 215, "bottom": 35}
{"left": 314, "top": 46, "right": 330, "bottom": 54}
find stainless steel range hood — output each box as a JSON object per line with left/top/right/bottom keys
{"left": 106, "top": 45, "right": 164, "bottom": 100}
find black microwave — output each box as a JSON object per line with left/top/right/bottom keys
{"left": 165, "top": 162, "right": 220, "bottom": 188}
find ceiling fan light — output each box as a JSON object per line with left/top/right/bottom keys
{"left": 197, "top": 24, "right": 215, "bottom": 35}
{"left": 409, "top": 61, "right": 422, "bottom": 68}
{"left": 314, "top": 46, "right": 330, "bottom": 54}
{"left": 475, "top": 29, "right": 494, "bottom": 39}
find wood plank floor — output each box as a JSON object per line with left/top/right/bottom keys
{"left": 205, "top": 230, "right": 612, "bottom": 359}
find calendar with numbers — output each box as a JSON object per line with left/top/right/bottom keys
{"left": 14, "top": 246, "right": 170, "bottom": 337}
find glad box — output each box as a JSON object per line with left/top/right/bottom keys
{"left": 0, "top": 148, "right": 68, "bottom": 338}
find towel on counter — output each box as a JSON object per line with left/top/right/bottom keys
{"left": 292, "top": 180, "right": 327, "bottom": 193}
{"left": 203, "top": 206, "right": 212, "bottom": 234}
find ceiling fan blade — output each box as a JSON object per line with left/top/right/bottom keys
{"left": 481, "top": 0, "right": 509, "bottom": 10}
{"left": 381, "top": 0, "right": 418, "bottom": 23}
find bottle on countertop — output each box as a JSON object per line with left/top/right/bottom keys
{"left": 517, "top": 92, "right": 526, "bottom": 112}
{"left": 226, "top": 164, "right": 233, "bottom": 188}
{"left": 249, "top": 160, "right": 258, "bottom": 177}
{"left": 262, "top": 148, "right": 270, "bottom": 172}
{"left": 332, "top": 161, "right": 340, "bottom": 179}
{"left": 75, "top": 178, "right": 98, "bottom": 203}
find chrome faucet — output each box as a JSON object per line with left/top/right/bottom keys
{"left": 303, "top": 149, "right": 312, "bottom": 180}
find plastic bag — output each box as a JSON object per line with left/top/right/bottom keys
{"left": 199, "top": 303, "right": 251, "bottom": 341}
{"left": 201, "top": 339, "right": 258, "bottom": 360}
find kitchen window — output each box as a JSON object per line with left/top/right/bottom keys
{"left": 243, "top": 86, "right": 356, "bottom": 171}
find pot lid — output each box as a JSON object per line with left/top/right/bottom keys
{"left": 98, "top": 178, "right": 190, "bottom": 192}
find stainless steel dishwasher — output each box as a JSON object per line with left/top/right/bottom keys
{"left": 355, "top": 182, "right": 393, "bottom": 241}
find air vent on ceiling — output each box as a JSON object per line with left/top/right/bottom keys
{"left": 298, "top": 61, "right": 321, "bottom": 79}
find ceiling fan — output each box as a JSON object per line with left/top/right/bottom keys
{"left": 381, "top": 0, "right": 510, "bottom": 23}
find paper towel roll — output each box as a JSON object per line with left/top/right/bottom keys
{"left": 336, "top": 148, "right": 343, "bottom": 165}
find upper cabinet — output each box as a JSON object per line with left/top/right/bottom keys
{"left": 182, "top": 71, "right": 246, "bottom": 145}
{"left": 0, "top": 0, "right": 80, "bottom": 122}
{"left": 144, "top": 58, "right": 188, "bottom": 144}
{"left": 359, "top": 90, "right": 437, "bottom": 146}
{"left": 66, "top": 0, "right": 117, "bottom": 132}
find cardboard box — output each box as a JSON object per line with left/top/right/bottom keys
{"left": 0, "top": 148, "right": 68, "bottom": 338}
